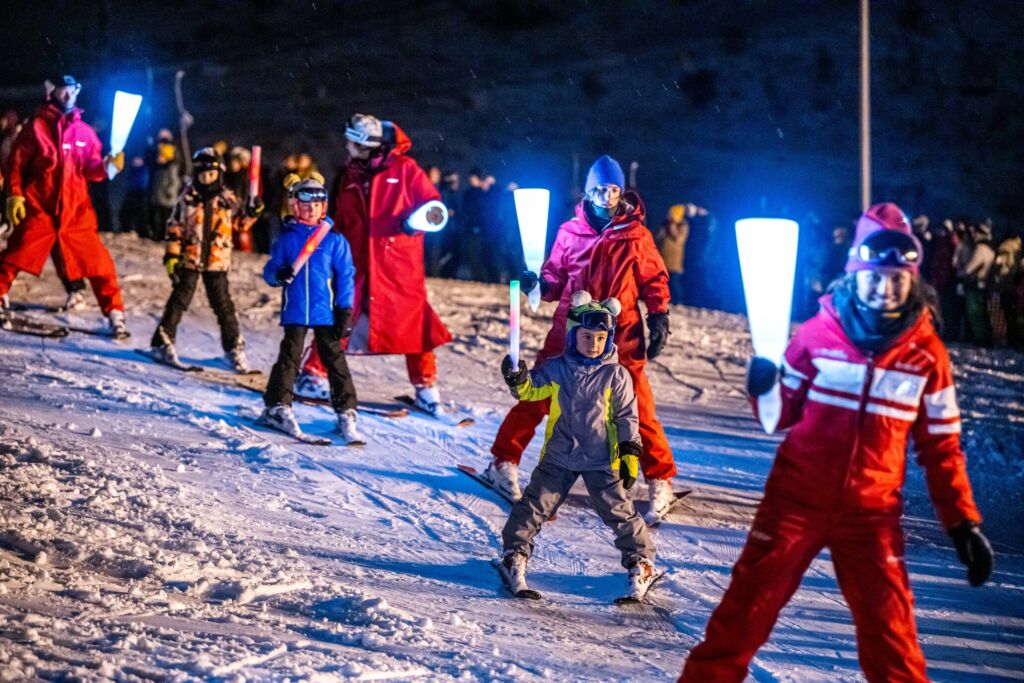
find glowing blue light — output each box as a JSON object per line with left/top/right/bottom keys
{"left": 405, "top": 200, "right": 449, "bottom": 233}
{"left": 513, "top": 188, "right": 550, "bottom": 311}
{"left": 736, "top": 217, "right": 799, "bottom": 433}
{"left": 107, "top": 91, "right": 142, "bottom": 179}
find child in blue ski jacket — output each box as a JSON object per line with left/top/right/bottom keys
{"left": 260, "top": 173, "right": 361, "bottom": 443}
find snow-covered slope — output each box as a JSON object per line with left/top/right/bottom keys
{"left": 1, "top": 235, "right": 1021, "bottom": 681}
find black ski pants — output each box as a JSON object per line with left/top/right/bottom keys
{"left": 151, "top": 270, "right": 241, "bottom": 352}
{"left": 264, "top": 325, "right": 357, "bottom": 414}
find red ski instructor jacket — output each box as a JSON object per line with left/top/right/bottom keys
{"left": 333, "top": 124, "right": 451, "bottom": 354}
{"left": 537, "top": 192, "right": 670, "bottom": 366}
{"left": 761, "top": 295, "right": 981, "bottom": 529}
{"left": 2, "top": 103, "right": 114, "bottom": 280}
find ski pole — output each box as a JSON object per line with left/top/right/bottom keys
{"left": 509, "top": 280, "right": 521, "bottom": 368}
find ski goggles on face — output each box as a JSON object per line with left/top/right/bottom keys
{"left": 291, "top": 189, "right": 328, "bottom": 203}
{"left": 570, "top": 309, "right": 615, "bottom": 331}
{"left": 855, "top": 230, "right": 921, "bottom": 266}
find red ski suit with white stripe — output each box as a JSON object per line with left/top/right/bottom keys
{"left": 680, "top": 295, "right": 981, "bottom": 683}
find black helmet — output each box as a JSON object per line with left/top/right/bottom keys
{"left": 48, "top": 74, "right": 80, "bottom": 89}
{"left": 192, "top": 147, "right": 225, "bottom": 174}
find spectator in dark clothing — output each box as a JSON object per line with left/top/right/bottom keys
{"left": 146, "top": 129, "right": 182, "bottom": 241}
{"left": 438, "top": 171, "right": 462, "bottom": 277}
{"left": 459, "top": 169, "right": 499, "bottom": 281}
{"left": 424, "top": 166, "right": 445, "bottom": 276}
{"left": 224, "top": 146, "right": 251, "bottom": 201}
{"left": 119, "top": 155, "right": 149, "bottom": 236}
{"left": 918, "top": 218, "right": 959, "bottom": 340}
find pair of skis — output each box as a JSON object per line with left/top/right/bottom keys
{"left": 491, "top": 557, "right": 666, "bottom": 604}
{"left": 3, "top": 311, "right": 128, "bottom": 340}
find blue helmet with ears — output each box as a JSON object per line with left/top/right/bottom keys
{"left": 565, "top": 290, "right": 622, "bottom": 354}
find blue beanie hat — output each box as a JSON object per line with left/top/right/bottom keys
{"left": 585, "top": 155, "right": 625, "bottom": 194}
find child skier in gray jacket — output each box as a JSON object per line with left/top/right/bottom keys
{"left": 498, "top": 291, "right": 656, "bottom": 600}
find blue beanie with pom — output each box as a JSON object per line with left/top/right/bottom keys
{"left": 584, "top": 155, "right": 625, "bottom": 194}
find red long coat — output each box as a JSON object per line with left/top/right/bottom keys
{"left": 762, "top": 295, "right": 980, "bottom": 528}
{"left": 537, "top": 192, "right": 670, "bottom": 366}
{"left": 333, "top": 125, "right": 451, "bottom": 354}
{"left": 2, "top": 103, "right": 115, "bottom": 280}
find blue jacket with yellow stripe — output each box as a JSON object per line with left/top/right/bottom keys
{"left": 510, "top": 344, "right": 640, "bottom": 473}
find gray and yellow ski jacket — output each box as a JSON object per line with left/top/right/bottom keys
{"left": 509, "top": 344, "right": 640, "bottom": 474}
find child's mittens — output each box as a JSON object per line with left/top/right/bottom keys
{"left": 617, "top": 441, "right": 642, "bottom": 489}
{"left": 501, "top": 354, "right": 528, "bottom": 388}
{"left": 275, "top": 265, "right": 295, "bottom": 286}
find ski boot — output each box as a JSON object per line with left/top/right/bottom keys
{"left": 227, "top": 341, "right": 250, "bottom": 374}
{"left": 483, "top": 458, "right": 522, "bottom": 501}
{"left": 294, "top": 371, "right": 331, "bottom": 401}
{"left": 498, "top": 549, "right": 539, "bottom": 599}
{"left": 413, "top": 385, "right": 446, "bottom": 417}
{"left": 624, "top": 558, "right": 657, "bottom": 602}
{"left": 258, "top": 404, "right": 302, "bottom": 437}
{"left": 645, "top": 477, "right": 675, "bottom": 524}
{"left": 153, "top": 343, "right": 182, "bottom": 367}
{"left": 108, "top": 310, "right": 131, "bottom": 340}
{"left": 63, "top": 290, "right": 86, "bottom": 312}
{"left": 335, "top": 408, "right": 365, "bottom": 446}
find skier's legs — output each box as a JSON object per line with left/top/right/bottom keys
{"left": 581, "top": 469, "right": 654, "bottom": 568}
{"left": 490, "top": 398, "right": 550, "bottom": 465}
{"left": 202, "top": 271, "right": 241, "bottom": 352}
{"left": 624, "top": 362, "right": 677, "bottom": 479}
{"left": 406, "top": 351, "right": 437, "bottom": 387}
{"left": 679, "top": 499, "right": 825, "bottom": 682}
{"left": 151, "top": 269, "right": 199, "bottom": 347}
{"left": 264, "top": 326, "right": 309, "bottom": 407}
{"left": 312, "top": 326, "right": 358, "bottom": 413}
{"left": 830, "top": 517, "right": 928, "bottom": 683}
{"left": 502, "top": 460, "right": 578, "bottom": 558}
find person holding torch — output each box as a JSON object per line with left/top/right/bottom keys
{"left": 679, "top": 203, "right": 993, "bottom": 682}
{"left": 0, "top": 74, "right": 128, "bottom": 338}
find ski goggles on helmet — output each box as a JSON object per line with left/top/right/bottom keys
{"left": 855, "top": 230, "right": 921, "bottom": 267}
{"left": 569, "top": 308, "right": 615, "bottom": 331}
{"left": 291, "top": 188, "right": 328, "bottom": 203}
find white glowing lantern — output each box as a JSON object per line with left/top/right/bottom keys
{"left": 735, "top": 217, "right": 799, "bottom": 434}
{"left": 513, "top": 188, "right": 550, "bottom": 311}
{"left": 107, "top": 91, "right": 143, "bottom": 179}
{"left": 406, "top": 200, "right": 449, "bottom": 233}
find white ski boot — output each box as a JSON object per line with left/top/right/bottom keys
{"left": 63, "top": 290, "right": 86, "bottom": 312}
{"left": 153, "top": 343, "right": 182, "bottom": 367}
{"left": 483, "top": 458, "right": 522, "bottom": 501}
{"left": 227, "top": 342, "right": 250, "bottom": 374}
{"left": 294, "top": 371, "right": 331, "bottom": 400}
{"left": 413, "top": 385, "right": 446, "bottom": 417}
{"left": 621, "top": 558, "right": 657, "bottom": 603}
{"left": 107, "top": 309, "right": 130, "bottom": 340}
{"left": 645, "top": 477, "right": 675, "bottom": 524}
{"left": 335, "top": 408, "right": 365, "bottom": 446}
{"left": 497, "top": 549, "right": 539, "bottom": 599}
{"left": 258, "top": 404, "right": 303, "bottom": 437}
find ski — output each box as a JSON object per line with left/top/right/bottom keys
{"left": 218, "top": 372, "right": 407, "bottom": 418}
{"left": 643, "top": 490, "right": 694, "bottom": 527}
{"left": 6, "top": 309, "right": 124, "bottom": 339}
{"left": 247, "top": 417, "right": 332, "bottom": 446}
{"left": 456, "top": 464, "right": 519, "bottom": 504}
{"left": 394, "top": 395, "right": 474, "bottom": 427}
{"left": 133, "top": 348, "right": 204, "bottom": 373}
{"left": 491, "top": 558, "right": 541, "bottom": 600}
{"left": 1, "top": 317, "right": 69, "bottom": 338}
{"left": 10, "top": 301, "right": 70, "bottom": 314}
{"left": 614, "top": 571, "right": 666, "bottom": 605}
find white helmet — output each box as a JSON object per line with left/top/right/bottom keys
{"left": 345, "top": 113, "right": 383, "bottom": 148}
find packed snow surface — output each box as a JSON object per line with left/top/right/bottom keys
{"left": 0, "top": 235, "right": 1021, "bottom": 681}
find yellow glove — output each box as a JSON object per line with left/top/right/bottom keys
{"left": 5, "top": 196, "right": 25, "bottom": 227}
{"left": 165, "top": 257, "right": 180, "bottom": 279}
{"left": 104, "top": 151, "right": 125, "bottom": 175}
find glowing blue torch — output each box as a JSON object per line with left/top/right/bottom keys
{"left": 513, "top": 188, "right": 550, "bottom": 311}
{"left": 107, "top": 91, "right": 143, "bottom": 179}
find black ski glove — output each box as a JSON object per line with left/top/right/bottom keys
{"left": 646, "top": 312, "right": 670, "bottom": 359}
{"left": 617, "top": 441, "right": 642, "bottom": 490}
{"left": 518, "top": 270, "right": 546, "bottom": 295}
{"left": 950, "top": 521, "right": 994, "bottom": 587}
{"left": 333, "top": 307, "right": 353, "bottom": 339}
{"left": 501, "top": 354, "right": 529, "bottom": 389}
{"left": 245, "top": 196, "right": 265, "bottom": 219}
{"left": 746, "top": 356, "right": 781, "bottom": 397}
{"left": 275, "top": 265, "right": 295, "bottom": 286}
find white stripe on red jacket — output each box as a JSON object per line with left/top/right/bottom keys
{"left": 755, "top": 295, "right": 981, "bottom": 529}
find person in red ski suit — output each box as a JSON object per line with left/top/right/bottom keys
{"left": 0, "top": 74, "right": 127, "bottom": 336}
{"left": 487, "top": 155, "right": 678, "bottom": 517}
{"left": 679, "top": 203, "right": 994, "bottom": 683}
{"left": 296, "top": 114, "right": 452, "bottom": 414}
